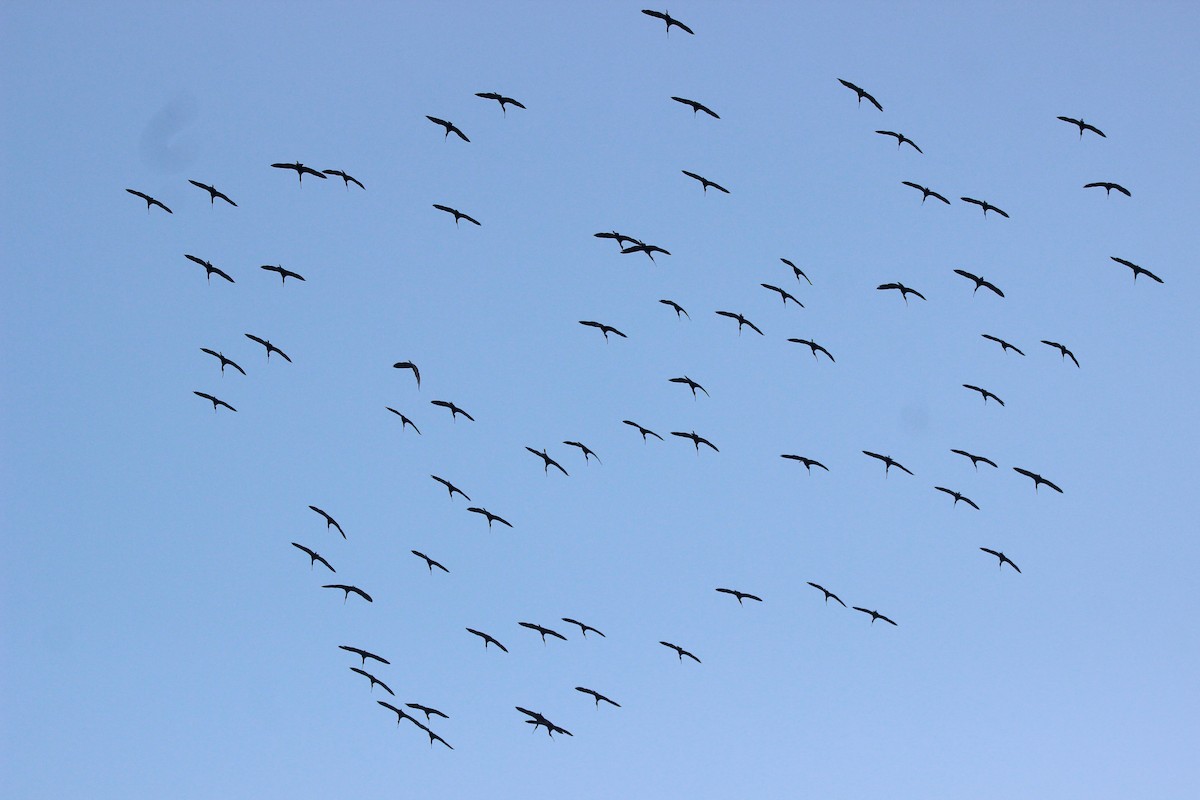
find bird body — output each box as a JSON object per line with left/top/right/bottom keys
{"left": 322, "top": 169, "right": 365, "bottom": 189}
{"left": 980, "top": 548, "right": 1021, "bottom": 573}
{"left": 244, "top": 333, "right": 291, "bottom": 362}
{"left": 621, "top": 242, "right": 671, "bottom": 261}
{"left": 323, "top": 584, "right": 372, "bottom": 603}
{"left": 411, "top": 550, "right": 449, "bottom": 573}
{"left": 780, "top": 258, "right": 812, "bottom": 285}
{"left": 877, "top": 282, "right": 926, "bottom": 304}
{"left": 467, "top": 507, "right": 512, "bottom": 528}
{"left": 951, "top": 449, "right": 998, "bottom": 470}
{"left": 563, "top": 441, "right": 601, "bottom": 463}
{"left": 641, "top": 8, "right": 694, "bottom": 34}
{"left": 350, "top": 667, "right": 393, "bottom": 695}
{"left": 681, "top": 170, "right": 729, "bottom": 194}
{"left": 426, "top": 116, "right": 469, "bottom": 141}
{"left": 624, "top": 420, "right": 663, "bottom": 441}
{"left": 981, "top": 334, "right": 1024, "bottom": 356}
{"left": 561, "top": 617, "right": 605, "bottom": 638}
{"left": 260, "top": 264, "right": 305, "bottom": 284}
{"left": 715, "top": 310, "right": 764, "bottom": 335}
{"left": 672, "top": 430, "right": 718, "bottom": 452}
{"left": 200, "top": 348, "right": 246, "bottom": 375}
{"left": 954, "top": 270, "right": 1004, "bottom": 297}
{"left": 576, "top": 687, "right": 621, "bottom": 707}
{"left": 781, "top": 454, "right": 828, "bottom": 473}
{"left": 466, "top": 628, "right": 509, "bottom": 652}
{"left": 341, "top": 645, "right": 389, "bottom": 665}
{"left": 291, "top": 542, "right": 335, "bottom": 572}
{"left": 1058, "top": 116, "right": 1105, "bottom": 138}
{"left": 126, "top": 188, "right": 172, "bottom": 213}
{"left": 716, "top": 587, "right": 762, "bottom": 605}
{"left": 1110, "top": 256, "right": 1163, "bottom": 283}
{"left": 184, "top": 254, "right": 234, "bottom": 284}
{"left": 863, "top": 450, "right": 913, "bottom": 476}
{"left": 385, "top": 407, "right": 421, "bottom": 433}
{"left": 876, "top": 130, "right": 922, "bottom": 153}
{"left": 852, "top": 607, "right": 898, "bottom": 626}
{"left": 1084, "top": 181, "right": 1129, "bottom": 196}
{"left": 660, "top": 641, "right": 701, "bottom": 662}
{"left": 787, "top": 338, "right": 834, "bottom": 362}
{"left": 1013, "top": 467, "right": 1063, "bottom": 493}
{"left": 309, "top": 505, "right": 346, "bottom": 538}
{"left": 270, "top": 162, "right": 327, "bottom": 182}
{"left": 838, "top": 79, "right": 883, "bottom": 111}
{"left": 526, "top": 446, "right": 569, "bottom": 475}
{"left": 659, "top": 299, "right": 690, "bottom": 318}
{"left": 960, "top": 197, "right": 1009, "bottom": 218}
{"left": 432, "top": 204, "right": 480, "bottom": 226}
{"left": 963, "top": 384, "right": 1005, "bottom": 406}
{"left": 188, "top": 180, "right": 237, "bottom": 206}
{"left": 431, "top": 399, "right": 474, "bottom": 421}
{"left": 579, "top": 320, "right": 627, "bottom": 341}
{"left": 1041, "top": 340, "right": 1080, "bottom": 367}
{"left": 901, "top": 181, "right": 950, "bottom": 205}
{"left": 760, "top": 283, "right": 803, "bottom": 307}
{"left": 807, "top": 582, "right": 847, "bottom": 607}
{"left": 669, "top": 375, "right": 709, "bottom": 397}
{"left": 393, "top": 361, "right": 421, "bottom": 388}
{"left": 431, "top": 474, "right": 471, "bottom": 501}
{"left": 475, "top": 91, "right": 526, "bottom": 115}
{"left": 935, "top": 486, "right": 980, "bottom": 509}
{"left": 519, "top": 621, "right": 567, "bottom": 643}
{"left": 194, "top": 391, "right": 236, "bottom": 412}
{"left": 671, "top": 96, "right": 719, "bottom": 118}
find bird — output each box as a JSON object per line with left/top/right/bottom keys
{"left": 406, "top": 703, "right": 448, "bottom": 722}
{"left": 669, "top": 376, "right": 709, "bottom": 397}
{"left": 760, "top": 283, "right": 804, "bottom": 307}
{"left": 561, "top": 618, "right": 605, "bottom": 638}
{"left": 576, "top": 687, "right": 620, "bottom": 708}
{"left": 193, "top": 391, "right": 236, "bottom": 412}
{"left": 1040, "top": 340, "right": 1080, "bottom": 368}
{"left": 852, "top": 607, "right": 898, "bottom": 626}
{"left": 467, "top": 507, "right": 512, "bottom": 528}
{"left": 323, "top": 584, "right": 372, "bottom": 603}
{"left": 715, "top": 310, "right": 764, "bottom": 335}
{"left": 126, "top": 189, "right": 172, "bottom": 213}
{"left": 519, "top": 622, "right": 567, "bottom": 644}
{"left": 377, "top": 700, "right": 420, "bottom": 727}
{"left": 259, "top": 264, "right": 305, "bottom": 284}
{"left": 244, "top": 334, "right": 292, "bottom": 362}
{"left": 670, "top": 96, "right": 719, "bottom": 118}
{"left": 524, "top": 720, "right": 573, "bottom": 738}
{"left": 385, "top": 407, "right": 421, "bottom": 433}
{"left": 934, "top": 487, "right": 980, "bottom": 509}
{"left": 960, "top": 197, "right": 1009, "bottom": 218}
{"left": 624, "top": 420, "right": 664, "bottom": 441}
{"left": 716, "top": 588, "right": 762, "bottom": 605}
{"left": 526, "top": 446, "right": 569, "bottom": 475}
{"left": 411, "top": 550, "right": 449, "bottom": 573}
{"left": 431, "top": 475, "right": 470, "bottom": 501}
{"left": 475, "top": 91, "right": 526, "bottom": 115}
{"left": 188, "top": 180, "right": 237, "bottom": 206}
{"left": 579, "top": 320, "right": 627, "bottom": 341}
{"left": 309, "top": 505, "right": 346, "bottom": 539}
{"left": 963, "top": 384, "right": 1005, "bottom": 406}
{"left": 322, "top": 169, "right": 365, "bottom": 189}
{"left": 425, "top": 731, "right": 454, "bottom": 750}
{"left": 981, "top": 334, "right": 1025, "bottom": 356}
{"left": 621, "top": 242, "right": 671, "bottom": 261}
{"left": 200, "top": 348, "right": 246, "bottom": 375}
{"left": 672, "top": 430, "right": 718, "bottom": 452}
{"left": 863, "top": 451, "right": 913, "bottom": 476}
{"left": 594, "top": 230, "right": 642, "bottom": 249}
{"left": 806, "top": 582, "right": 847, "bottom": 607}
{"left": 641, "top": 8, "right": 694, "bottom": 35}
{"left": 781, "top": 454, "right": 828, "bottom": 473}
{"left": 291, "top": 542, "right": 335, "bottom": 572}
{"left": 876, "top": 282, "right": 926, "bottom": 304}
{"left": 270, "top": 162, "right": 327, "bottom": 183}
{"left": 1013, "top": 467, "right": 1063, "bottom": 494}
{"left": 659, "top": 299, "right": 690, "bottom": 318}
{"left": 1110, "top": 256, "right": 1163, "bottom": 284}
{"left": 426, "top": 116, "right": 469, "bottom": 141}
{"left": 563, "top": 441, "right": 601, "bottom": 463}
{"left": 837, "top": 78, "right": 883, "bottom": 111}
{"left": 516, "top": 707, "right": 571, "bottom": 738}
{"left": 950, "top": 449, "right": 998, "bottom": 470}
{"left": 681, "top": 170, "right": 729, "bottom": 194}
{"left": 1057, "top": 116, "right": 1105, "bottom": 138}
{"left": 980, "top": 548, "right": 1022, "bottom": 573}
{"left": 875, "top": 130, "right": 922, "bottom": 153}
{"left": 1084, "top": 181, "right": 1130, "bottom": 197}
{"left": 392, "top": 361, "right": 421, "bottom": 388}
{"left": 183, "top": 254, "right": 235, "bottom": 283}
{"left": 953, "top": 270, "right": 1004, "bottom": 297}
{"left": 432, "top": 204, "right": 480, "bottom": 226}
{"left": 340, "top": 645, "right": 389, "bottom": 665}
{"left": 901, "top": 181, "right": 951, "bottom": 205}
{"left": 787, "top": 338, "right": 835, "bottom": 362}
{"left": 430, "top": 399, "right": 474, "bottom": 421}
{"left": 780, "top": 258, "right": 812, "bottom": 285}
{"left": 466, "top": 628, "right": 509, "bottom": 652}
{"left": 660, "top": 641, "right": 701, "bottom": 663}
{"left": 350, "top": 667, "right": 393, "bottom": 695}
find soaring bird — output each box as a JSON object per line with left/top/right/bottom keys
{"left": 1084, "top": 181, "right": 1130, "bottom": 197}
{"left": 467, "top": 507, "right": 512, "bottom": 528}
{"left": 780, "top": 258, "right": 812, "bottom": 285}
{"left": 876, "top": 282, "right": 926, "bottom": 304}
{"left": 875, "top": 130, "right": 922, "bottom": 153}
{"left": 432, "top": 204, "right": 481, "bottom": 226}
{"left": 760, "top": 283, "right": 804, "bottom": 307}
{"left": 669, "top": 375, "right": 709, "bottom": 397}
{"left": 340, "top": 645, "right": 389, "bottom": 665}
{"left": 579, "top": 320, "right": 627, "bottom": 341}
{"left": 193, "top": 391, "right": 236, "bottom": 412}
{"left": 950, "top": 449, "right": 998, "bottom": 470}
{"left": 863, "top": 451, "right": 913, "bottom": 476}
{"left": 716, "top": 588, "right": 762, "bottom": 605}
{"left": 519, "top": 622, "right": 567, "bottom": 644}
{"left": 963, "top": 384, "right": 1005, "bottom": 406}
{"left": 411, "top": 550, "right": 449, "bottom": 573}
{"left": 715, "top": 310, "right": 764, "bottom": 335}
{"left": 385, "top": 407, "right": 421, "bottom": 433}
{"left": 244, "top": 334, "right": 292, "bottom": 362}
{"left": 953, "top": 270, "right": 1004, "bottom": 297}
{"left": 641, "top": 8, "right": 694, "bottom": 35}
{"left": 1110, "top": 256, "right": 1163, "bottom": 284}
{"left": 291, "top": 542, "right": 335, "bottom": 572}
{"left": 322, "top": 169, "right": 365, "bottom": 189}
{"left": 430, "top": 399, "right": 474, "bottom": 421}
{"left": 377, "top": 700, "right": 419, "bottom": 726}
{"left": 526, "top": 446, "right": 569, "bottom": 476}
{"left": 781, "top": 454, "right": 828, "bottom": 473}
{"left": 188, "top": 180, "right": 237, "bottom": 206}
{"left": 624, "top": 420, "right": 664, "bottom": 441}
{"left": 594, "top": 230, "right": 642, "bottom": 249}
{"left": 672, "top": 430, "right": 718, "bottom": 452}
{"left": 406, "top": 703, "right": 448, "bottom": 722}
{"left": 659, "top": 299, "right": 690, "bottom": 318}
{"left": 563, "top": 441, "right": 601, "bottom": 463}
{"left": 838, "top": 79, "right": 883, "bottom": 111}
{"left": 350, "top": 667, "right": 393, "bottom": 695}
{"left": 270, "top": 162, "right": 327, "bottom": 182}
{"left": 1012, "top": 467, "right": 1063, "bottom": 494}
{"left": 660, "top": 641, "right": 701, "bottom": 663}
{"left": 806, "top": 582, "right": 847, "bottom": 607}
{"left": 426, "top": 116, "right": 469, "bottom": 141}
{"left": 126, "top": 188, "right": 172, "bottom": 213}
{"left": 1057, "top": 116, "right": 1105, "bottom": 138}
{"left": 852, "top": 607, "right": 898, "bottom": 626}
{"left": 681, "top": 170, "right": 729, "bottom": 194}
{"left": 466, "top": 628, "right": 509, "bottom": 652}
{"left": 184, "top": 254, "right": 235, "bottom": 283}
{"left": 323, "top": 584, "right": 373, "bottom": 603}
{"left": 621, "top": 242, "right": 671, "bottom": 261}
{"left": 934, "top": 487, "right": 980, "bottom": 509}
{"left": 576, "top": 687, "right": 621, "bottom": 708}
{"left": 200, "top": 348, "right": 246, "bottom": 375}
{"left": 901, "top": 181, "right": 951, "bottom": 205}
{"left": 960, "top": 197, "right": 1009, "bottom": 218}
{"left": 431, "top": 475, "right": 470, "bottom": 501}
{"left": 260, "top": 264, "right": 305, "bottom": 284}
{"left": 561, "top": 618, "right": 605, "bottom": 638}
{"left": 475, "top": 91, "right": 526, "bottom": 115}
{"left": 787, "top": 338, "right": 834, "bottom": 362}
{"left": 981, "top": 334, "right": 1025, "bottom": 356}
{"left": 671, "top": 96, "right": 719, "bottom": 118}
{"left": 516, "top": 707, "right": 572, "bottom": 738}
{"left": 980, "top": 548, "right": 1022, "bottom": 573}
{"left": 425, "top": 731, "right": 454, "bottom": 750}
{"left": 392, "top": 361, "right": 421, "bottom": 388}
{"left": 309, "top": 505, "right": 346, "bottom": 538}
{"left": 1041, "top": 340, "right": 1080, "bottom": 368}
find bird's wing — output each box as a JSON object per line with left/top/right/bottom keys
{"left": 747, "top": 320, "right": 764, "bottom": 335}
{"left": 432, "top": 204, "right": 455, "bottom": 214}
{"left": 897, "top": 462, "right": 914, "bottom": 475}
{"left": 1013, "top": 467, "right": 1036, "bottom": 480}
{"left": 930, "top": 190, "right": 950, "bottom": 204}
{"left": 909, "top": 288, "right": 927, "bottom": 300}
{"left": 954, "top": 269, "right": 978, "bottom": 281}
{"left": 866, "top": 93, "right": 883, "bottom": 112}
{"left": 211, "top": 267, "right": 235, "bottom": 283}
{"left": 961, "top": 197, "right": 981, "bottom": 206}
{"left": 877, "top": 283, "right": 900, "bottom": 291}
{"left": 1083, "top": 123, "right": 1106, "bottom": 137}
{"left": 863, "top": 451, "right": 884, "bottom": 461}
{"left": 963, "top": 497, "right": 980, "bottom": 510}
{"left": 983, "top": 281, "right": 1004, "bottom": 297}
{"left": 682, "top": 170, "right": 702, "bottom": 182}
{"left": 993, "top": 206, "right": 1010, "bottom": 218}
{"left": 245, "top": 334, "right": 267, "bottom": 346}
{"left": 462, "top": 213, "right": 481, "bottom": 225}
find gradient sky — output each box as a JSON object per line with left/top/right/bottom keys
{"left": 3, "top": 2, "right": 1198, "bottom": 798}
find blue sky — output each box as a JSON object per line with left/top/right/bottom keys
{"left": 3, "top": 2, "right": 1198, "bottom": 797}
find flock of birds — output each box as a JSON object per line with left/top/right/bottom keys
{"left": 126, "top": 8, "right": 1164, "bottom": 752}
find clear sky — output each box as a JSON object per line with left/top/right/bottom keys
{"left": 3, "top": 2, "right": 1198, "bottom": 798}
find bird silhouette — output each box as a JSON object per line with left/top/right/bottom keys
{"left": 576, "top": 687, "right": 621, "bottom": 707}
{"left": 660, "top": 641, "right": 701, "bottom": 663}
{"left": 385, "top": 407, "right": 421, "bottom": 434}
{"left": 951, "top": 449, "right": 998, "bottom": 470}
{"left": 188, "top": 180, "right": 237, "bottom": 206}
{"left": 291, "top": 542, "right": 335, "bottom": 572}
{"left": 980, "top": 548, "right": 1022, "bottom": 573}
{"left": 838, "top": 79, "right": 883, "bottom": 111}
{"left": 426, "top": 116, "right": 469, "bottom": 141}
{"left": 1084, "top": 181, "right": 1130, "bottom": 197}
{"left": 322, "top": 169, "right": 365, "bottom": 189}
{"left": 126, "top": 189, "right": 172, "bottom": 213}
{"left": 621, "top": 242, "right": 671, "bottom": 261}
{"left": 392, "top": 361, "right": 421, "bottom": 389}
{"left": 594, "top": 230, "right": 642, "bottom": 249}
{"left": 466, "top": 628, "right": 509, "bottom": 652}
{"left": 875, "top": 130, "right": 922, "bottom": 153}
{"left": 780, "top": 258, "right": 813, "bottom": 285}
{"left": 406, "top": 703, "right": 448, "bottom": 721}
{"left": 341, "top": 645, "right": 389, "bottom": 665}
{"left": 659, "top": 299, "right": 690, "bottom": 318}
{"left": 432, "top": 204, "right": 481, "bottom": 226}
{"left": 963, "top": 384, "right": 1005, "bottom": 406}
{"left": 960, "top": 197, "right": 1009, "bottom": 218}
{"left": 270, "top": 162, "right": 327, "bottom": 183}
{"left": 681, "top": 170, "right": 729, "bottom": 194}
{"left": 863, "top": 451, "right": 913, "bottom": 476}
{"left": 323, "top": 584, "right": 372, "bottom": 603}
{"left": 193, "top": 391, "right": 236, "bottom": 412}
{"left": 716, "top": 588, "right": 762, "bottom": 605}
{"left": 244, "top": 334, "right": 291, "bottom": 362}
{"left": 561, "top": 617, "right": 605, "bottom": 638}
{"left": 624, "top": 420, "right": 664, "bottom": 441}
{"left": 516, "top": 707, "right": 572, "bottom": 738}
{"left": 431, "top": 475, "right": 470, "bottom": 501}
{"left": 669, "top": 375, "right": 709, "bottom": 397}
{"left": 672, "top": 430, "right": 718, "bottom": 452}
{"left": 350, "top": 667, "right": 393, "bottom": 695}
{"left": 579, "top": 320, "right": 627, "bottom": 341}
{"left": 430, "top": 399, "right": 474, "bottom": 421}
{"left": 411, "top": 550, "right": 449, "bottom": 573}
{"left": 852, "top": 607, "right": 898, "bottom": 626}
{"left": 467, "top": 507, "right": 512, "bottom": 528}
{"left": 781, "top": 454, "right": 828, "bottom": 473}
{"left": 953, "top": 270, "right": 1004, "bottom": 297}
{"left": 377, "top": 700, "right": 421, "bottom": 727}
{"left": 526, "top": 446, "right": 569, "bottom": 475}
{"left": 641, "top": 8, "right": 694, "bottom": 34}
{"left": 787, "top": 338, "right": 835, "bottom": 362}
{"left": 260, "top": 264, "right": 305, "bottom": 284}
{"left": 309, "top": 505, "right": 346, "bottom": 538}
{"left": 200, "top": 348, "right": 246, "bottom": 375}
{"left": 425, "top": 730, "right": 454, "bottom": 750}
{"left": 1110, "top": 256, "right": 1163, "bottom": 284}
{"left": 184, "top": 254, "right": 235, "bottom": 283}
{"left": 715, "top": 310, "right": 764, "bottom": 335}
{"left": 901, "top": 181, "right": 951, "bottom": 205}
{"left": 1013, "top": 467, "right": 1063, "bottom": 493}
{"left": 876, "top": 282, "right": 926, "bottom": 304}
{"left": 760, "top": 283, "right": 804, "bottom": 307}
{"left": 1057, "top": 116, "right": 1105, "bottom": 138}
{"left": 475, "top": 91, "right": 526, "bottom": 115}
{"left": 519, "top": 622, "right": 567, "bottom": 644}
{"left": 981, "top": 334, "right": 1025, "bottom": 356}
{"left": 671, "top": 96, "right": 719, "bottom": 118}
{"left": 1040, "top": 340, "right": 1080, "bottom": 368}
{"left": 563, "top": 441, "right": 601, "bottom": 463}
{"left": 934, "top": 487, "right": 980, "bottom": 509}
{"left": 806, "top": 582, "right": 847, "bottom": 607}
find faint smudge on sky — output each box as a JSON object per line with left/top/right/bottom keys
{"left": 139, "top": 92, "right": 198, "bottom": 172}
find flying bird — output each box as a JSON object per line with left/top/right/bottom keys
{"left": 1040, "top": 340, "right": 1080, "bottom": 368}
{"left": 875, "top": 130, "right": 922, "bottom": 153}
{"left": 576, "top": 687, "right": 620, "bottom": 707}
{"left": 431, "top": 475, "right": 470, "bottom": 501}
{"left": 1110, "top": 256, "right": 1163, "bottom": 284}
{"left": 1084, "top": 181, "right": 1130, "bottom": 197}
{"left": 963, "top": 384, "right": 1005, "bottom": 406}
{"left": 1012, "top": 467, "right": 1063, "bottom": 494}
{"left": 475, "top": 91, "right": 526, "bottom": 115}
{"left": 432, "top": 204, "right": 480, "bottom": 226}
{"left": 780, "top": 258, "right": 812, "bottom": 285}
{"left": 350, "top": 667, "right": 393, "bottom": 695}
{"left": 660, "top": 641, "right": 701, "bottom": 663}
{"left": 188, "top": 180, "right": 237, "bottom": 206}
{"left": 787, "top": 338, "right": 834, "bottom": 362}
{"left": 426, "top": 116, "right": 469, "bottom": 141}
{"left": 659, "top": 299, "right": 690, "bottom": 318}
{"left": 579, "top": 320, "right": 627, "bottom": 341}
{"left": 561, "top": 618, "right": 605, "bottom": 638}
{"left": 641, "top": 8, "right": 694, "bottom": 35}
{"left": 519, "top": 622, "right": 567, "bottom": 644}
{"left": 323, "top": 584, "right": 373, "bottom": 603}
{"left": 781, "top": 454, "right": 828, "bottom": 473}
{"left": 392, "top": 361, "right": 420, "bottom": 388}
{"left": 951, "top": 449, "right": 998, "bottom": 470}
{"left": 467, "top": 507, "right": 512, "bottom": 528}
{"left": 260, "top": 264, "right": 305, "bottom": 284}
{"left": 624, "top": 420, "right": 664, "bottom": 441}
{"left": 1057, "top": 116, "right": 1105, "bottom": 138}
{"left": 340, "top": 645, "right": 389, "bottom": 665}
{"left": 200, "top": 348, "right": 246, "bottom": 375}
{"left": 430, "top": 399, "right": 474, "bottom": 421}
{"left": 516, "top": 707, "right": 571, "bottom": 738}
{"left": 760, "top": 283, "right": 804, "bottom": 307}
{"left": 193, "top": 391, "right": 236, "bottom": 412}
{"left": 934, "top": 487, "right": 980, "bottom": 509}
{"left": 425, "top": 731, "right": 454, "bottom": 750}
{"left": 526, "top": 446, "right": 569, "bottom": 476}
{"left": 838, "top": 79, "right": 883, "bottom": 111}
{"left": 681, "top": 170, "right": 729, "bottom": 194}
{"left": 671, "top": 96, "right": 719, "bottom": 118}
{"left": 621, "top": 242, "right": 671, "bottom": 261}
{"left": 466, "top": 628, "right": 509, "bottom": 652}
{"left": 672, "top": 430, "right": 718, "bottom": 452}
{"left": 960, "top": 197, "right": 1009, "bottom": 218}
{"left": 852, "top": 607, "right": 898, "bottom": 626}
{"left": 563, "top": 441, "right": 601, "bottom": 463}
{"left": 184, "top": 254, "right": 234, "bottom": 283}
{"left": 669, "top": 375, "right": 709, "bottom": 397}
{"left": 322, "top": 169, "right": 365, "bottom": 189}
{"left": 876, "top": 282, "right": 926, "bottom": 304}
{"left": 806, "top": 582, "right": 847, "bottom": 607}
{"left": 126, "top": 188, "right": 172, "bottom": 213}
{"left": 309, "top": 505, "right": 346, "bottom": 538}
{"left": 980, "top": 547, "right": 1022, "bottom": 573}
{"left": 953, "top": 270, "right": 1004, "bottom": 297}
{"left": 291, "top": 542, "right": 335, "bottom": 572}
{"left": 594, "top": 230, "right": 642, "bottom": 248}
{"left": 411, "top": 550, "right": 449, "bottom": 573}
{"left": 901, "top": 181, "right": 951, "bottom": 205}
{"left": 406, "top": 703, "right": 448, "bottom": 721}
{"left": 385, "top": 407, "right": 421, "bottom": 434}
{"left": 715, "top": 310, "right": 764, "bottom": 335}
{"left": 270, "top": 162, "right": 327, "bottom": 182}
{"left": 244, "top": 334, "right": 292, "bottom": 362}
{"left": 981, "top": 334, "right": 1024, "bottom": 356}
{"left": 863, "top": 451, "right": 913, "bottom": 476}
{"left": 716, "top": 588, "right": 762, "bottom": 605}
{"left": 377, "top": 700, "right": 419, "bottom": 726}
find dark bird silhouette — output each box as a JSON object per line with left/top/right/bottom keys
{"left": 188, "top": 180, "right": 237, "bottom": 206}
{"left": 1057, "top": 116, "right": 1105, "bottom": 138}
{"left": 935, "top": 486, "right": 980, "bottom": 509}
{"left": 852, "top": 607, "right": 898, "bottom": 626}
{"left": 760, "top": 283, "right": 804, "bottom": 307}
{"left": 863, "top": 451, "right": 913, "bottom": 476}
{"left": 524, "top": 720, "right": 573, "bottom": 738}
{"left": 951, "top": 449, "right": 998, "bottom": 470}
{"left": 838, "top": 78, "right": 883, "bottom": 111}
{"left": 960, "top": 197, "right": 1009, "bottom": 218}
{"left": 641, "top": 8, "right": 694, "bottom": 34}
{"left": 681, "top": 170, "right": 729, "bottom": 194}
{"left": 1041, "top": 340, "right": 1080, "bottom": 368}
{"left": 244, "top": 333, "right": 291, "bottom": 362}
{"left": 291, "top": 542, "right": 335, "bottom": 572}
{"left": 669, "top": 375, "right": 709, "bottom": 397}
{"left": 432, "top": 204, "right": 481, "bottom": 226}
{"left": 579, "top": 320, "right": 627, "bottom": 341}
{"left": 516, "top": 707, "right": 572, "bottom": 738}
{"left": 981, "top": 334, "right": 1025, "bottom": 356}
{"left": 901, "top": 181, "right": 951, "bottom": 205}
{"left": 806, "top": 582, "right": 847, "bottom": 607}
{"left": 715, "top": 310, "right": 764, "bottom": 335}
{"left": 519, "top": 621, "right": 567, "bottom": 644}
{"left": 467, "top": 507, "right": 512, "bottom": 528}
{"left": 594, "top": 230, "right": 642, "bottom": 249}
{"left": 953, "top": 270, "right": 1004, "bottom": 297}
{"left": 430, "top": 399, "right": 474, "bottom": 422}
{"left": 876, "top": 130, "right": 922, "bottom": 153}
{"left": 963, "top": 384, "right": 1005, "bottom": 406}
{"left": 322, "top": 169, "right": 365, "bottom": 189}
{"left": 378, "top": 700, "right": 420, "bottom": 727}
{"left": 659, "top": 298, "right": 690, "bottom": 318}
{"left": 392, "top": 361, "right": 421, "bottom": 389}
{"left": 260, "top": 264, "right": 305, "bottom": 284}
{"left": 309, "top": 505, "right": 346, "bottom": 539}
{"left": 466, "top": 628, "right": 509, "bottom": 652}
{"left": 1110, "top": 256, "right": 1163, "bottom": 284}
{"left": 270, "top": 162, "right": 327, "bottom": 183}
{"left": 563, "top": 441, "right": 601, "bottom": 463}
{"left": 406, "top": 703, "right": 448, "bottom": 722}
{"left": 660, "top": 641, "right": 701, "bottom": 663}
{"left": 475, "top": 91, "right": 526, "bottom": 115}
{"left": 781, "top": 454, "right": 828, "bottom": 473}
{"left": 385, "top": 407, "right": 421, "bottom": 433}
{"left": 576, "top": 687, "right": 621, "bottom": 707}
{"left": 350, "top": 667, "right": 393, "bottom": 695}
{"left": 425, "top": 731, "right": 454, "bottom": 750}
{"left": 671, "top": 96, "right": 719, "bottom": 118}
{"left": 426, "top": 116, "right": 469, "bottom": 141}
{"left": 1013, "top": 467, "right": 1063, "bottom": 494}
{"left": 431, "top": 475, "right": 471, "bottom": 501}
{"left": 624, "top": 420, "right": 664, "bottom": 441}
{"left": 672, "top": 430, "right": 718, "bottom": 452}
{"left": 780, "top": 258, "right": 812, "bottom": 285}
{"left": 621, "top": 242, "right": 671, "bottom": 261}
{"left": 561, "top": 617, "right": 605, "bottom": 638}
{"left": 787, "top": 338, "right": 835, "bottom": 362}
{"left": 980, "top": 547, "right": 1022, "bottom": 573}
{"left": 1084, "top": 181, "right": 1130, "bottom": 197}
{"left": 200, "top": 348, "right": 246, "bottom": 375}
{"left": 184, "top": 254, "right": 235, "bottom": 283}
{"left": 126, "top": 188, "right": 172, "bottom": 214}
{"left": 323, "top": 584, "right": 372, "bottom": 603}
{"left": 411, "top": 550, "right": 449, "bottom": 573}
{"left": 193, "top": 391, "right": 236, "bottom": 412}
{"left": 526, "top": 446, "right": 569, "bottom": 476}
{"left": 716, "top": 588, "right": 762, "bottom": 605}
{"left": 876, "top": 282, "right": 926, "bottom": 304}
{"left": 341, "top": 645, "right": 390, "bottom": 665}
